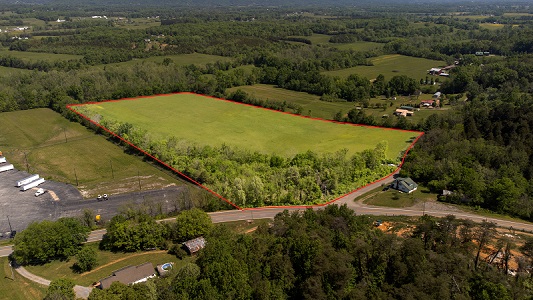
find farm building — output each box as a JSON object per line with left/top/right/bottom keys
{"left": 421, "top": 99, "right": 439, "bottom": 107}
{"left": 183, "top": 236, "right": 206, "bottom": 254}
{"left": 391, "top": 177, "right": 418, "bottom": 193}
{"left": 393, "top": 109, "right": 414, "bottom": 117}
{"left": 433, "top": 92, "right": 442, "bottom": 99}
{"left": 96, "top": 262, "right": 156, "bottom": 289}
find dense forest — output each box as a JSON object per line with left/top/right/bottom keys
{"left": 0, "top": 3, "right": 531, "bottom": 214}
{"left": 88, "top": 205, "right": 533, "bottom": 299}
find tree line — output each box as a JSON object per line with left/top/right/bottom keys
{"left": 89, "top": 206, "right": 533, "bottom": 299}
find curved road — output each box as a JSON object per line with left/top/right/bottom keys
{"left": 3, "top": 173, "right": 533, "bottom": 258}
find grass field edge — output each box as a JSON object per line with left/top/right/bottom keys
{"left": 66, "top": 92, "right": 424, "bottom": 211}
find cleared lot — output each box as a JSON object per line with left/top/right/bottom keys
{"left": 0, "top": 167, "right": 186, "bottom": 235}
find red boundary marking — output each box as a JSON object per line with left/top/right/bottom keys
{"left": 67, "top": 92, "right": 424, "bottom": 212}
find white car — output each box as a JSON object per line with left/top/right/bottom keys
{"left": 35, "top": 188, "right": 46, "bottom": 197}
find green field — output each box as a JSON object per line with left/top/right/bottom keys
{"left": 479, "top": 23, "right": 505, "bottom": 30}
{"left": 0, "top": 65, "right": 32, "bottom": 76}
{"left": 332, "top": 41, "right": 384, "bottom": 51}
{"left": 103, "top": 53, "right": 232, "bottom": 68}
{"left": 0, "top": 108, "right": 185, "bottom": 197}
{"left": 227, "top": 84, "right": 356, "bottom": 120}
{"left": 75, "top": 93, "right": 418, "bottom": 160}
{"left": 0, "top": 50, "right": 82, "bottom": 62}
{"left": 323, "top": 54, "right": 444, "bottom": 80}
{"left": 25, "top": 242, "right": 190, "bottom": 287}
{"left": 0, "top": 257, "right": 46, "bottom": 300}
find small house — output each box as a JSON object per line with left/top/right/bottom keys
{"left": 183, "top": 236, "right": 206, "bottom": 254}
{"left": 96, "top": 262, "right": 156, "bottom": 289}
{"left": 433, "top": 92, "right": 441, "bottom": 99}
{"left": 391, "top": 177, "right": 418, "bottom": 193}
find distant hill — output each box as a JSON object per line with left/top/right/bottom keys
{"left": 0, "top": 0, "right": 516, "bottom": 7}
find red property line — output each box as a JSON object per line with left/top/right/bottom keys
{"left": 67, "top": 92, "right": 424, "bottom": 212}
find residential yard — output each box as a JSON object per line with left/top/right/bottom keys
{"left": 0, "top": 257, "right": 46, "bottom": 300}
{"left": 360, "top": 186, "right": 439, "bottom": 208}
{"left": 323, "top": 54, "right": 445, "bottom": 80}
{"left": 25, "top": 242, "right": 191, "bottom": 287}
{"left": 75, "top": 93, "right": 419, "bottom": 159}
{"left": 0, "top": 108, "right": 185, "bottom": 198}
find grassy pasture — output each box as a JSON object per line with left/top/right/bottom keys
{"left": 0, "top": 65, "right": 32, "bottom": 76}
{"left": 102, "top": 53, "right": 231, "bottom": 68}
{"left": 0, "top": 50, "right": 82, "bottom": 62}
{"left": 331, "top": 41, "right": 384, "bottom": 51}
{"left": 323, "top": 54, "right": 444, "bottom": 80}
{"left": 0, "top": 257, "right": 46, "bottom": 300}
{"left": 0, "top": 108, "right": 184, "bottom": 197}
{"left": 227, "top": 84, "right": 356, "bottom": 120}
{"left": 289, "top": 33, "right": 331, "bottom": 44}
{"left": 114, "top": 17, "right": 161, "bottom": 29}
{"left": 479, "top": 23, "right": 505, "bottom": 30}
{"left": 76, "top": 93, "right": 418, "bottom": 160}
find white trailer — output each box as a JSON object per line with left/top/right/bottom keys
{"left": 0, "top": 164, "right": 14, "bottom": 173}
{"left": 20, "top": 178, "right": 45, "bottom": 191}
{"left": 0, "top": 157, "right": 6, "bottom": 164}
{"left": 16, "top": 174, "right": 40, "bottom": 187}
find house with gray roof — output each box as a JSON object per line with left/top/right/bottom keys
{"left": 391, "top": 177, "right": 418, "bottom": 193}
{"left": 96, "top": 262, "right": 156, "bottom": 289}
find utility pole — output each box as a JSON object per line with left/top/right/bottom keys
{"left": 7, "top": 215, "right": 13, "bottom": 237}
{"left": 63, "top": 128, "right": 68, "bottom": 143}
{"left": 137, "top": 170, "right": 142, "bottom": 190}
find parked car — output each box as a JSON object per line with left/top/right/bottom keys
{"left": 35, "top": 188, "right": 46, "bottom": 197}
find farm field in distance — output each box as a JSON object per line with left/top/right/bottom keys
{"left": 0, "top": 50, "right": 82, "bottom": 62}
{"left": 227, "top": 84, "right": 356, "bottom": 120}
{"left": 102, "top": 53, "right": 232, "bottom": 68}
{"left": 0, "top": 108, "right": 185, "bottom": 198}
{"left": 75, "top": 93, "right": 418, "bottom": 160}
{"left": 323, "top": 54, "right": 444, "bottom": 80}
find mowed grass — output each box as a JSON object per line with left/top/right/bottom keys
{"left": 76, "top": 93, "right": 418, "bottom": 160}
{"left": 323, "top": 54, "right": 444, "bottom": 80}
{"left": 0, "top": 257, "right": 47, "bottom": 300}
{"left": 0, "top": 108, "right": 184, "bottom": 197}
{"left": 0, "top": 50, "right": 82, "bottom": 62}
{"left": 25, "top": 243, "right": 190, "bottom": 287}
{"left": 227, "top": 84, "right": 356, "bottom": 120}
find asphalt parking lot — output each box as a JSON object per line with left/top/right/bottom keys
{"left": 0, "top": 166, "right": 186, "bottom": 237}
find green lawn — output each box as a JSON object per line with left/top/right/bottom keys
{"left": 0, "top": 50, "right": 82, "bottom": 62}
{"left": 25, "top": 243, "right": 190, "bottom": 287}
{"left": 75, "top": 93, "right": 418, "bottom": 160}
{"left": 227, "top": 84, "right": 356, "bottom": 120}
{"left": 0, "top": 108, "right": 185, "bottom": 198}
{"left": 323, "top": 54, "right": 444, "bottom": 80}
{"left": 0, "top": 257, "right": 47, "bottom": 300}
{"left": 360, "top": 186, "right": 438, "bottom": 208}
{"left": 291, "top": 33, "right": 332, "bottom": 44}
